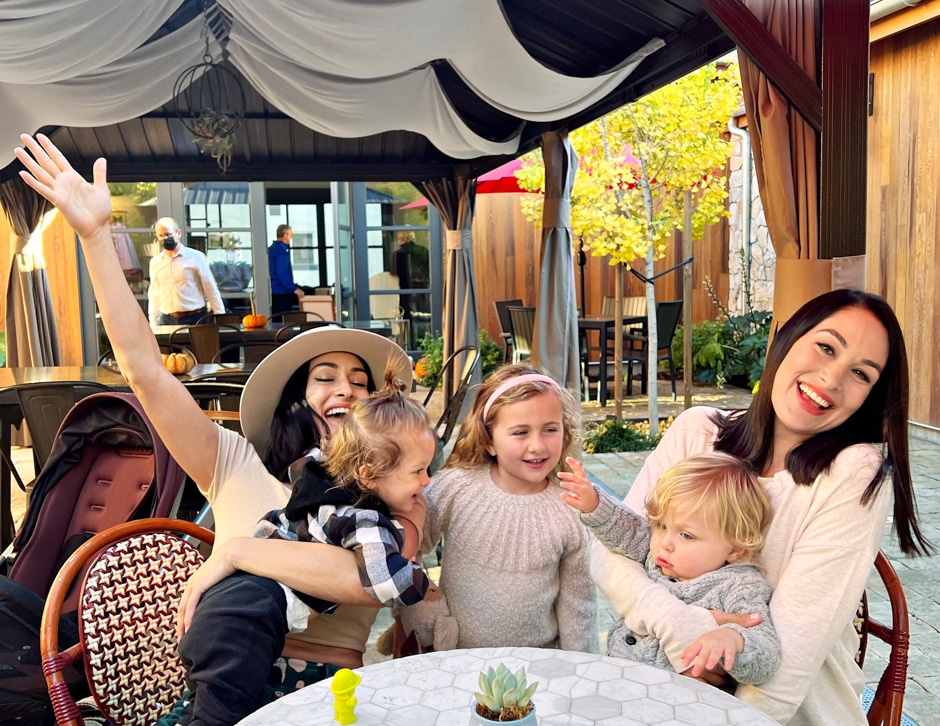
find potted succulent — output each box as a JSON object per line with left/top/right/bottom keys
{"left": 470, "top": 663, "right": 538, "bottom": 724}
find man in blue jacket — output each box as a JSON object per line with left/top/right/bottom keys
{"left": 268, "top": 224, "right": 305, "bottom": 314}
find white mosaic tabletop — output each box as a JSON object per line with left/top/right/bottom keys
{"left": 237, "top": 647, "right": 778, "bottom": 725}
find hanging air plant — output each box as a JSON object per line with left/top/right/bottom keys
{"left": 173, "top": 3, "right": 245, "bottom": 174}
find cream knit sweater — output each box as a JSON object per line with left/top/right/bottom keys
{"left": 423, "top": 465, "right": 597, "bottom": 652}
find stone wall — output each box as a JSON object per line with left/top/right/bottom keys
{"left": 726, "top": 130, "right": 775, "bottom": 316}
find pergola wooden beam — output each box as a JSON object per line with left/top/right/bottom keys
{"left": 701, "top": 0, "right": 870, "bottom": 259}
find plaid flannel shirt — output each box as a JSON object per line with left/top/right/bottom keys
{"left": 254, "top": 458, "right": 429, "bottom": 613}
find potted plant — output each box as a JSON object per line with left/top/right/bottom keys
{"left": 471, "top": 663, "right": 538, "bottom": 724}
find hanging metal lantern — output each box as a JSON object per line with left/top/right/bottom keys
{"left": 173, "top": 49, "right": 246, "bottom": 174}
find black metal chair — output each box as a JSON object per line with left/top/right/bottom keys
{"left": 269, "top": 311, "right": 325, "bottom": 325}
{"left": 494, "top": 299, "right": 523, "bottom": 363}
{"left": 169, "top": 324, "right": 245, "bottom": 364}
{"left": 181, "top": 381, "right": 245, "bottom": 434}
{"left": 210, "top": 342, "right": 279, "bottom": 366}
{"left": 619, "top": 300, "right": 683, "bottom": 400}
{"left": 195, "top": 313, "right": 241, "bottom": 325}
{"left": 274, "top": 320, "right": 332, "bottom": 343}
{"left": 507, "top": 306, "right": 535, "bottom": 364}
{"left": 421, "top": 345, "right": 480, "bottom": 448}
{"left": 14, "top": 382, "right": 113, "bottom": 473}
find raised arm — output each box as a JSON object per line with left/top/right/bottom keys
{"left": 15, "top": 134, "right": 220, "bottom": 489}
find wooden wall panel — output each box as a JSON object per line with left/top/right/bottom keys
{"left": 867, "top": 18, "right": 940, "bottom": 428}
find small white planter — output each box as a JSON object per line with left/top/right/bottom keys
{"left": 469, "top": 703, "right": 537, "bottom": 725}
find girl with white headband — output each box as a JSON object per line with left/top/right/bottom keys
{"left": 413, "top": 363, "right": 596, "bottom": 651}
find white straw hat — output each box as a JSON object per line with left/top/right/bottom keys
{"left": 240, "top": 326, "right": 413, "bottom": 456}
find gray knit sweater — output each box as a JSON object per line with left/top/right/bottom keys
{"left": 423, "top": 465, "right": 597, "bottom": 652}
{"left": 582, "top": 488, "right": 781, "bottom": 684}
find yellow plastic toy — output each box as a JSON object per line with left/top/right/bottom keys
{"left": 330, "top": 668, "right": 362, "bottom": 725}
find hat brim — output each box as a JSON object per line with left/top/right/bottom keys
{"left": 240, "top": 326, "right": 413, "bottom": 456}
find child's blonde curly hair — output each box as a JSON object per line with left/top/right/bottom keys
{"left": 445, "top": 363, "right": 580, "bottom": 479}
{"left": 646, "top": 452, "right": 773, "bottom": 561}
{"left": 326, "top": 366, "right": 433, "bottom": 496}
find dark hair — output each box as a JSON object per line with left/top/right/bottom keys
{"left": 262, "top": 355, "right": 377, "bottom": 481}
{"left": 712, "top": 289, "right": 931, "bottom": 556}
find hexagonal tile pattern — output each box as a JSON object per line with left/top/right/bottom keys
{"left": 237, "top": 647, "right": 779, "bottom": 725}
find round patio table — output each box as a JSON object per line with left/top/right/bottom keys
{"left": 236, "top": 646, "right": 778, "bottom": 725}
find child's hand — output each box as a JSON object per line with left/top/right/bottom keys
{"left": 557, "top": 456, "right": 599, "bottom": 513}
{"left": 680, "top": 627, "right": 745, "bottom": 677}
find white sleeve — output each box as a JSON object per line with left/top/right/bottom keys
{"left": 148, "top": 257, "right": 160, "bottom": 324}
{"left": 197, "top": 252, "right": 226, "bottom": 314}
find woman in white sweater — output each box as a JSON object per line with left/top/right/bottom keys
{"left": 593, "top": 290, "right": 932, "bottom": 725}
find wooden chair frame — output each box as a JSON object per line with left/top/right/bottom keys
{"left": 40, "top": 518, "right": 214, "bottom": 726}
{"left": 858, "top": 550, "right": 911, "bottom": 726}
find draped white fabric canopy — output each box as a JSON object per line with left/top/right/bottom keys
{"left": 0, "top": 0, "right": 663, "bottom": 165}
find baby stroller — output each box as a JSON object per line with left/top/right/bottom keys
{"left": 0, "top": 392, "right": 188, "bottom": 726}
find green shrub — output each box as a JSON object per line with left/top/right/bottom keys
{"left": 671, "top": 310, "right": 771, "bottom": 390}
{"left": 582, "top": 417, "right": 673, "bottom": 454}
{"left": 416, "top": 329, "right": 503, "bottom": 386}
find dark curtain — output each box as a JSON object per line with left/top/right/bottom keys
{"left": 418, "top": 176, "right": 479, "bottom": 398}
{"left": 1, "top": 177, "right": 62, "bottom": 369}
{"left": 740, "top": 0, "right": 831, "bottom": 333}
{"left": 532, "top": 130, "right": 580, "bottom": 393}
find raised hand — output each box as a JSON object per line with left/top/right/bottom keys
{"left": 14, "top": 133, "right": 111, "bottom": 239}
{"left": 558, "top": 455, "right": 599, "bottom": 513}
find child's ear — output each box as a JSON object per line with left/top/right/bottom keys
{"left": 358, "top": 464, "right": 376, "bottom": 489}
{"left": 726, "top": 546, "right": 748, "bottom": 563}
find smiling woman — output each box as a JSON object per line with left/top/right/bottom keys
{"left": 592, "top": 288, "right": 932, "bottom": 726}
{"left": 13, "top": 133, "right": 427, "bottom": 726}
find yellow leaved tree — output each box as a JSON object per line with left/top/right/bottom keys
{"left": 516, "top": 61, "right": 739, "bottom": 426}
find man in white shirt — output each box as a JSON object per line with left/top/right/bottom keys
{"left": 148, "top": 217, "right": 226, "bottom": 326}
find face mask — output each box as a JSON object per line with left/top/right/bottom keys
{"left": 162, "top": 237, "right": 178, "bottom": 250}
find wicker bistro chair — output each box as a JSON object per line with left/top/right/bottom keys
{"left": 41, "top": 518, "right": 214, "bottom": 726}
{"left": 857, "top": 550, "right": 912, "bottom": 726}
{"left": 493, "top": 299, "right": 523, "bottom": 363}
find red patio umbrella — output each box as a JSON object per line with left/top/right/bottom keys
{"left": 400, "top": 158, "right": 530, "bottom": 209}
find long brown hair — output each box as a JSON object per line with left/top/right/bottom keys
{"left": 712, "top": 289, "right": 931, "bottom": 556}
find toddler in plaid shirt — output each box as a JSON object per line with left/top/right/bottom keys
{"left": 177, "top": 369, "right": 443, "bottom": 720}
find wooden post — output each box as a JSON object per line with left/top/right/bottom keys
{"left": 614, "top": 263, "right": 623, "bottom": 420}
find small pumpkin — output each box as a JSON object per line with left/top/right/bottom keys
{"left": 163, "top": 352, "right": 195, "bottom": 375}
{"left": 243, "top": 313, "right": 267, "bottom": 328}
{"left": 414, "top": 357, "right": 430, "bottom": 381}
{"left": 242, "top": 292, "right": 267, "bottom": 328}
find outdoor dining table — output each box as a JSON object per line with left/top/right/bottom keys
{"left": 0, "top": 365, "right": 130, "bottom": 549}
{"left": 577, "top": 314, "right": 646, "bottom": 406}
{"left": 235, "top": 647, "right": 777, "bottom": 725}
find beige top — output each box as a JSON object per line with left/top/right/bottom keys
{"left": 209, "top": 427, "right": 377, "bottom": 658}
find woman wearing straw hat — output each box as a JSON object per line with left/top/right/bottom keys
{"left": 14, "top": 135, "right": 419, "bottom": 696}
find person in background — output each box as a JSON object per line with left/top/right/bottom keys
{"left": 269, "top": 224, "right": 309, "bottom": 315}
{"left": 147, "top": 216, "right": 225, "bottom": 326}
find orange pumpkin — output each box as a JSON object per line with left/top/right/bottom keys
{"left": 243, "top": 313, "right": 268, "bottom": 328}
{"left": 163, "top": 352, "right": 195, "bottom": 374}
{"left": 414, "top": 357, "right": 430, "bottom": 381}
